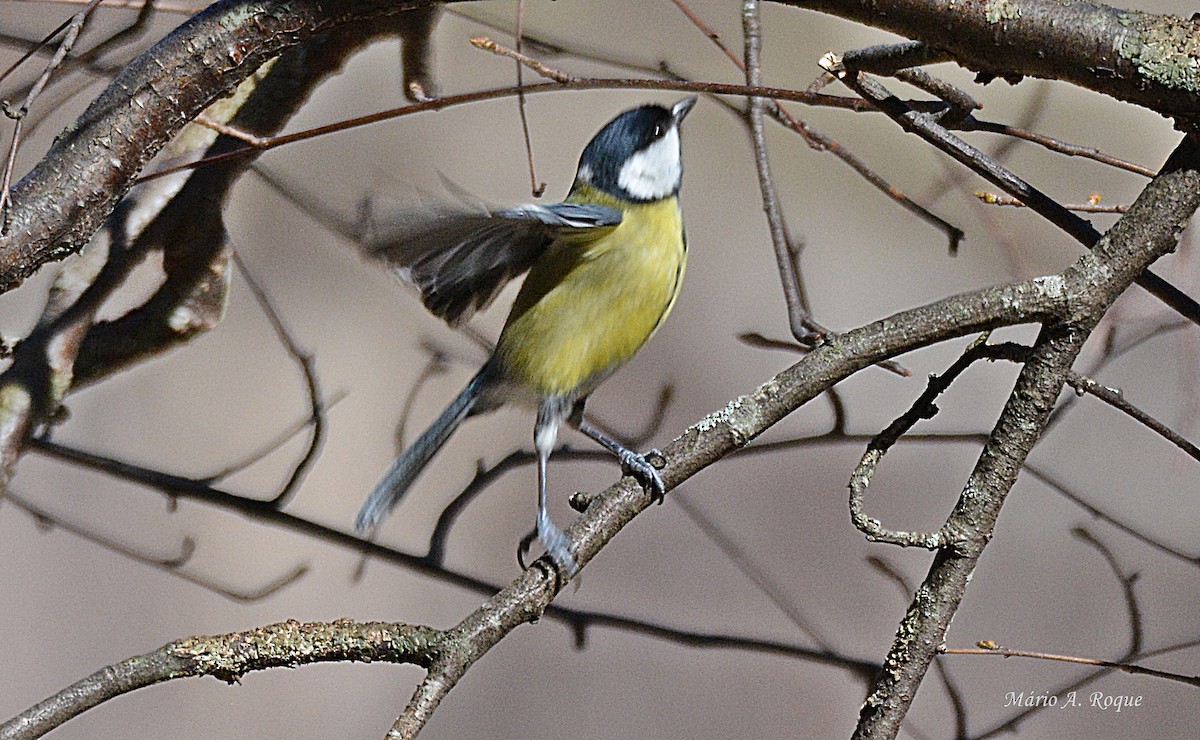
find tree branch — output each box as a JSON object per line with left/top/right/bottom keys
{"left": 1, "top": 620, "right": 441, "bottom": 740}
{"left": 851, "top": 134, "right": 1200, "bottom": 739}
{"left": 0, "top": 0, "right": 450, "bottom": 294}
{"left": 778, "top": 0, "right": 1200, "bottom": 128}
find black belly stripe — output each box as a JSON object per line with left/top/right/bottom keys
{"left": 650, "top": 255, "right": 685, "bottom": 336}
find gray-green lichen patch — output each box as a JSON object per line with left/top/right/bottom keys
{"left": 1117, "top": 11, "right": 1200, "bottom": 95}
{"left": 984, "top": 0, "right": 1021, "bottom": 24}
{"left": 695, "top": 397, "right": 745, "bottom": 434}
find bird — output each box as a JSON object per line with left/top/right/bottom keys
{"left": 355, "top": 96, "right": 697, "bottom": 575}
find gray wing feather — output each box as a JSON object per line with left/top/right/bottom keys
{"left": 497, "top": 203, "right": 622, "bottom": 229}
{"left": 363, "top": 197, "right": 620, "bottom": 325}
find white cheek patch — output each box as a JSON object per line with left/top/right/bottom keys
{"left": 617, "top": 126, "right": 681, "bottom": 200}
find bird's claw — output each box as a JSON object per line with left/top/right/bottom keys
{"left": 516, "top": 530, "right": 538, "bottom": 571}
{"left": 518, "top": 525, "right": 578, "bottom": 577}
{"left": 537, "top": 507, "right": 578, "bottom": 576}
{"left": 619, "top": 448, "right": 667, "bottom": 504}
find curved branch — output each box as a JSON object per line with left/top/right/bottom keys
{"left": 0, "top": 620, "right": 441, "bottom": 740}
{"left": 0, "top": 0, "right": 449, "bottom": 294}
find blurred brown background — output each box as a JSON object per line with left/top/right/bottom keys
{"left": 1, "top": 1, "right": 1198, "bottom": 737}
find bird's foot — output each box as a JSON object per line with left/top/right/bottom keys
{"left": 517, "top": 529, "right": 538, "bottom": 571}
{"left": 618, "top": 448, "right": 667, "bottom": 504}
{"left": 527, "top": 507, "right": 576, "bottom": 577}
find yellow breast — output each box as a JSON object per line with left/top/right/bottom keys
{"left": 495, "top": 188, "right": 686, "bottom": 398}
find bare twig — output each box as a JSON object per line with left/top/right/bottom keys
{"left": 681, "top": 0, "right": 962, "bottom": 256}
{"left": 1, "top": 0, "right": 101, "bottom": 232}
{"left": 469, "top": 36, "right": 575, "bottom": 83}
{"left": 950, "top": 525, "right": 1195, "bottom": 690}
{"left": 206, "top": 391, "right": 347, "bottom": 482}
{"left": 894, "top": 67, "right": 979, "bottom": 123}
{"left": 973, "top": 636, "right": 1200, "bottom": 738}
{"left": 2, "top": 1, "right": 159, "bottom": 129}
{"left": 742, "top": 0, "right": 813, "bottom": 342}
{"left": 3, "top": 486, "right": 308, "bottom": 602}
{"left": 962, "top": 117, "right": 1156, "bottom": 178}
{"left": 676, "top": 495, "right": 838, "bottom": 652}
{"left": 820, "top": 57, "right": 1200, "bottom": 329}
{"left": 1074, "top": 528, "right": 1143, "bottom": 655}
{"left": 191, "top": 112, "right": 269, "bottom": 147}
{"left": 976, "top": 191, "right": 1128, "bottom": 214}
{"left": 229, "top": 252, "right": 326, "bottom": 507}
{"left": 129, "top": 79, "right": 918, "bottom": 189}
{"left": 512, "top": 2, "right": 546, "bottom": 197}
{"left": 941, "top": 644, "right": 1199, "bottom": 687}
{"left": 1064, "top": 372, "right": 1200, "bottom": 463}
{"left": 1024, "top": 462, "right": 1198, "bottom": 566}
{"left": 849, "top": 337, "right": 1028, "bottom": 547}
{"left": 26, "top": 438, "right": 880, "bottom": 676}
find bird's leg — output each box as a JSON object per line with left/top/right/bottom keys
{"left": 532, "top": 404, "right": 577, "bottom": 575}
{"left": 571, "top": 411, "right": 667, "bottom": 504}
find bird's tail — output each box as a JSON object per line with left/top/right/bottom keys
{"left": 355, "top": 370, "right": 485, "bottom": 532}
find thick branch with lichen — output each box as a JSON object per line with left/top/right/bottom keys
{"left": 0, "top": 620, "right": 440, "bottom": 740}
{"left": 778, "top": 0, "right": 1200, "bottom": 128}
{"left": 0, "top": 0, "right": 450, "bottom": 294}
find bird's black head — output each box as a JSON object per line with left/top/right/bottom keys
{"left": 573, "top": 97, "right": 697, "bottom": 202}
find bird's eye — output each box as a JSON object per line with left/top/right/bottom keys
{"left": 652, "top": 124, "right": 663, "bottom": 138}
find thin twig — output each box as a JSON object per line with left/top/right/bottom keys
{"left": 976, "top": 191, "right": 1128, "bottom": 214}
{"left": 229, "top": 252, "right": 326, "bottom": 508}
{"left": 941, "top": 645, "right": 1199, "bottom": 687}
{"left": 849, "top": 336, "right": 1029, "bottom": 546}
{"left": 469, "top": 36, "right": 575, "bottom": 83}
{"left": 511, "top": 2, "right": 546, "bottom": 197}
{"left": 962, "top": 117, "right": 1156, "bottom": 178}
{"left": 206, "top": 391, "right": 347, "bottom": 481}
{"left": 1025, "top": 462, "right": 1199, "bottom": 566}
{"left": 0, "top": 7, "right": 78, "bottom": 86}
{"left": 670, "top": 0, "right": 747, "bottom": 68}
{"left": 894, "top": 67, "right": 979, "bottom": 123}
{"left": 2, "top": 487, "right": 309, "bottom": 601}
{"left": 1074, "top": 527, "right": 1143, "bottom": 655}
{"left": 742, "top": 0, "right": 813, "bottom": 342}
{"left": 1065, "top": 371, "right": 1200, "bottom": 462}
{"left": 676, "top": 495, "right": 838, "bottom": 652}
{"left": 821, "top": 56, "right": 1200, "bottom": 329}
{"left": 658, "top": 6, "right": 964, "bottom": 250}
{"left": 2, "top": 1, "right": 158, "bottom": 121}
{"left": 20, "top": 436, "right": 881, "bottom": 672}
{"left": 131, "top": 78, "right": 920, "bottom": 188}
{"left": 0, "top": 0, "right": 101, "bottom": 231}
{"left": 192, "top": 112, "right": 269, "bottom": 147}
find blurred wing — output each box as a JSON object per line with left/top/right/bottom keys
{"left": 363, "top": 197, "right": 621, "bottom": 325}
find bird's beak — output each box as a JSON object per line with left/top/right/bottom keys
{"left": 672, "top": 96, "right": 698, "bottom": 125}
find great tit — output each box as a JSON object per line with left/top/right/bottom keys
{"left": 355, "top": 96, "right": 697, "bottom": 575}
